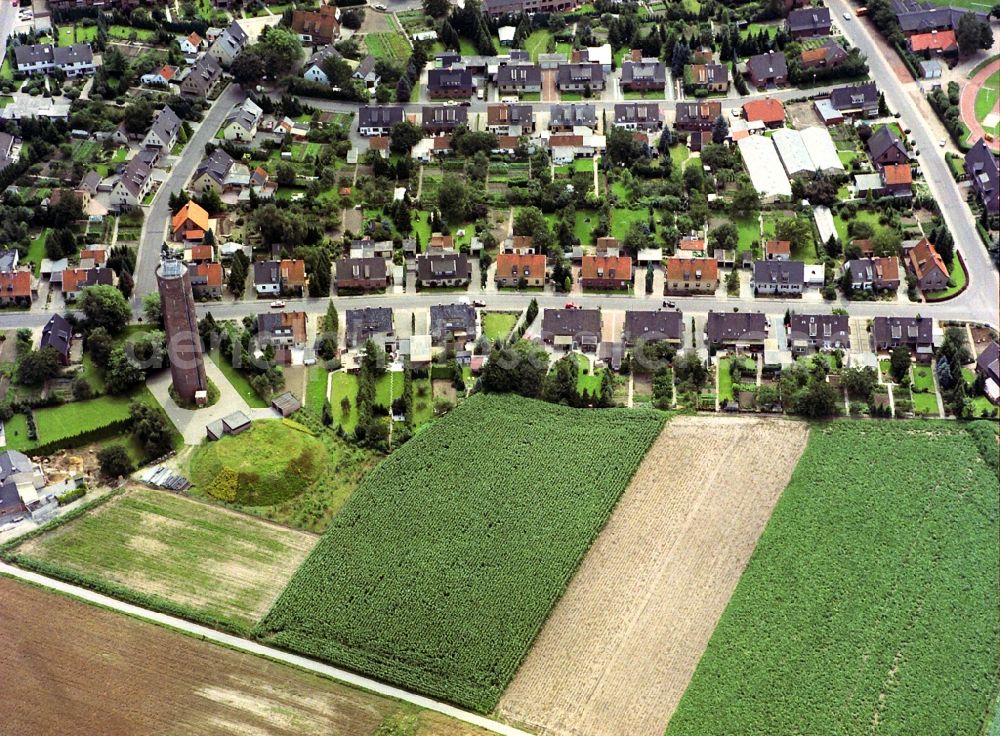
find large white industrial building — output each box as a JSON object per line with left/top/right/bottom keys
{"left": 737, "top": 135, "right": 792, "bottom": 200}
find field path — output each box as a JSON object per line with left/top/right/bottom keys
{"left": 498, "top": 415, "right": 809, "bottom": 736}
{"left": 0, "top": 562, "right": 534, "bottom": 736}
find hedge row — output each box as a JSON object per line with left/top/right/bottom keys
{"left": 24, "top": 417, "right": 134, "bottom": 458}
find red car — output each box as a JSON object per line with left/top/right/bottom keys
{"left": 564, "top": 302, "right": 580, "bottom": 309}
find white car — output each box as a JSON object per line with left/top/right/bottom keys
{"left": 270, "top": 300, "right": 286, "bottom": 308}
{"left": 938, "top": 139, "right": 946, "bottom": 147}
{"left": 843, "top": 12, "right": 852, "bottom": 19}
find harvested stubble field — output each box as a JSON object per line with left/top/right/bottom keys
{"left": 12, "top": 488, "right": 317, "bottom": 630}
{"left": 0, "top": 577, "right": 494, "bottom": 736}
{"left": 498, "top": 415, "right": 809, "bottom": 736}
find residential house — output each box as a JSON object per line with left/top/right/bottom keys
{"left": 253, "top": 259, "right": 307, "bottom": 296}
{"left": 746, "top": 51, "right": 788, "bottom": 88}
{"left": 181, "top": 54, "right": 223, "bottom": 98}
{"left": 786, "top": 6, "right": 832, "bottom": 37}
{"left": 143, "top": 106, "right": 182, "bottom": 150}
{"left": 752, "top": 259, "right": 805, "bottom": 295}
{"left": 416, "top": 253, "right": 472, "bottom": 287}
{"left": 427, "top": 68, "right": 475, "bottom": 99}
{"left": 904, "top": 237, "right": 950, "bottom": 292}
{"left": 867, "top": 126, "right": 908, "bottom": 168}
{"left": 257, "top": 311, "right": 308, "bottom": 347}
{"left": 345, "top": 306, "right": 396, "bottom": 350}
{"left": 549, "top": 104, "right": 597, "bottom": 132}
{"left": 541, "top": 308, "right": 602, "bottom": 351}
{"left": 487, "top": 104, "right": 535, "bottom": 135}
{"left": 40, "top": 313, "right": 74, "bottom": 365}
{"left": 881, "top": 163, "right": 913, "bottom": 197}
{"left": 843, "top": 256, "right": 901, "bottom": 291}
{"left": 0, "top": 249, "right": 18, "bottom": 272}
{"left": 674, "top": 101, "right": 722, "bottom": 132}
{"left": 828, "top": 82, "right": 879, "bottom": 118}
{"left": 494, "top": 253, "right": 546, "bottom": 287}
{"left": 742, "top": 98, "right": 786, "bottom": 127}
{"left": 677, "top": 237, "right": 706, "bottom": 256}
{"left": 188, "top": 262, "right": 224, "bottom": 299}
{"left": 110, "top": 157, "right": 153, "bottom": 210}
{"left": 787, "top": 313, "right": 850, "bottom": 354}
{"left": 350, "top": 238, "right": 394, "bottom": 259}
{"left": 422, "top": 106, "right": 467, "bottom": 134}
{"left": 485, "top": 0, "right": 577, "bottom": 15}
{"left": 0, "top": 131, "right": 20, "bottom": 173}
{"left": 621, "top": 59, "right": 666, "bottom": 92}
{"left": 141, "top": 65, "right": 179, "bottom": 87}
{"left": 613, "top": 103, "right": 662, "bottom": 131}
{"left": 907, "top": 29, "right": 958, "bottom": 54}
{"left": 800, "top": 39, "right": 848, "bottom": 69}
{"left": 429, "top": 303, "right": 477, "bottom": 346}
{"left": 334, "top": 256, "right": 389, "bottom": 291}
{"left": 192, "top": 148, "right": 238, "bottom": 194}
{"left": 178, "top": 32, "right": 203, "bottom": 56}
{"left": 665, "top": 257, "right": 719, "bottom": 295}
{"left": 965, "top": 138, "right": 999, "bottom": 215}
{"left": 0, "top": 450, "right": 48, "bottom": 523}
{"left": 705, "top": 311, "right": 769, "bottom": 351}
{"left": 351, "top": 55, "right": 380, "bottom": 89}
{"left": 183, "top": 244, "right": 215, "bottom": 264}
{"left": 764, "top": 240, "right": 791, "bottom": 260}
{"left": 686, "top": 63, "right": 729, "bottom": 93}
{"left": 13, "top": 43, "right": 95, "bottom": 77}
{"left": 891, "top": 0, "right": 989, "bottom": 36}
{"left": 580, "top": 255, "right": 632, "bottom": 290}
{"left": 291, "top": 4, "right": 341, "bottom": 45}
{"left": 61, "top": 267, "right": 113, "bottom": 302}
{"left": 872, "top": 315, "right": 934, "bottom": 358}
{"left": 975, "top": 341, "right": 999, "bottom": 404}
{"left": 172, "top": 201, "right": 210, "bottom": 242}
{"left": 303, "top": 45, "right": 342, "bottom": 85}
{"left": 0, "top": 270, "right": 32, "bottom": 307}
{"left": 221, "top": 98, "right": 262, "bottom": 142}
{"left": 209, "top": 20, "right": 249, "bottom": 66}
{"left": 622, "top": 310, "right": 684, "bottom": 347}
{"left": 557, "top": 63, "right": 605, "bottom": 92}
{"left": 497, "top": 64, "right": 542, "bottom": 94}
{"left": 358, "top": 105, "right": 404, "bottom": 136}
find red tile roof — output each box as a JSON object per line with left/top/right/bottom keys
{"left": 742, "top": 98, "right": 785, "bottom": 125}
{"left": 666, "top": 257, "right": 718, "bottom": 281}
{"left": 581, "top": 255, "right": 632, "bottom": 280}
{"left": 0, "top": 270, "right": 31, "bottom": 298}
{"left": 280, "top": 258, "right": 306, "bottom": 285}
{"left": 764, "top": 239, "right": 791, "bottom": 255}
{"left": 907, "top": 237, "right": 949, "bottom": 281}
{"left": 909, "top": 29, "right": 957, "bottom": 52}
{"left": 193, "top": 261, "right": 223, "bottom": 287}
{"left": 496, "top": 253, "right": 546, "bottom": 278}
{"left": 882, "top": 163, "right": 912, "bottom": 186}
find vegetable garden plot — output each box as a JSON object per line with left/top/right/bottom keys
{"left": 257, "top": 394, "right": 664, "bottom": 712}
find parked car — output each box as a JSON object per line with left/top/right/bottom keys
{"left": 270, "top": 300, "right": 286, "bottom": 308}
{"left": 843, "top": 12, "right": 851, "bottom": 19}
{"left": 473, "top": 299, "right": 486, "bottom": 307}
{"left": 565, "top": 301, "right": 580, "bottom": 309}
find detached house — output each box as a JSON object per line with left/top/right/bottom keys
{"left": 171, "top": 201, "right": 210, "bottom": 242}
{"left": 209, "top": 20, "right": 249, "bottom": 66}
{"left": 61, "top": 267, "right": 113, "bottom": 302}
{"left": 352, "top": 55, "right": 381, "bottom": 89}
{"left": 705, "top": 311, "right": 768, "bottom": 351}
{"left": 872, "top": 316, "right": 934, "bottom": 358}
{"left": 623, "top": 310, "right": 684, "bottom": 347}
{"left": 181, "top": 54, "right": 223, "bottom": 98}
{"left": 222, "top": 98, "right": 263, "bottom": 142}
{"left": 549, "top": 104, "right": 597, "bottom": 132}
{"left": 541, "top": 308, "right": 602, "bottom": 351}
{"left": 141, "top": 65, "right": 179, "bottom": 87}
{"left": 0, "top": 270, "right": 32, "bottom": 307}
{"left": 904, "top": 237, "right": 950, "bottom": 292}
{"left": 580, "top": 255, "right": 632, "bottom": 291}
{"left": 786, "top": 6, "right": 832, "bottom": 37}
{"left": 257, "top": 311, "right": 308, "bottom": 348}
{"left": 828, "top": 81, "right": 879, "bottom": 119}
{"left": 110, "top": 157, "right": 153, "bottom": 210}
{"left": 291, "top": 4, "right": 341, "bottom": 45}
{"left": 908, "top": 29, "right": 958, "bottom": 54}
{"left": 867, "top": 126, "right": 908, "bottom": 168}
{"left": 429, "top": 303, "right": 477, "bottom": 346}
{"left": 497, "top": 64, "right": 542, "bottom": 94}
{"left": 188, "top": 262, "right": 224, "bottom": 299}
{"left": 178, "top": 32, "right": 203, "bottom": 57}
{"left": 422, "top": 106, "right": 467, "bottom": 134}
{"left": 843, "top": 256, "right": 900, "bottom": 291}
{"left": 975, "top": 341, "right": 999, "bottom": 404}
{"left": 787, "top": 313, "right": 850, "bottom": 354}
{"left": 335, "top": 256, "right": 389, "bottom": 292}
{"left": 621, "top": 59, "right": 666, "bottom": 92}
{"left": 41, "top": 314, "right": 74, "bottom": 365}
{"left": 613, "top": 103, "right": 662, "bottom": 131}
{"left": 358, "top": 105, "right": 404, "bottom": 136}
{"left": 487, "top": 104, "right": 534, "bottom": 135}
{"left": 743, "top": 98, "right": 786, "bottom": 127}
{"left": 303, "top": 45, "right": 342, "bottom": 84}
{"left": 143, "top": 106, "right": 182, "bottom": 150}
{"left": 801, "top": 39, "right": 848, "bottom": 69}
{"left": 253, "top": 259, "right": 307, "bottom": 296}
{"left": 417, "top": 253, "right": 472, "bottom": 288}
{"left": 494, "top": 253, "right": 546, "bottom": 288}
{"left": 345, "top": 306, "right": 396, "bottom": 350}
{"left": 674, "top": 101, "right": 721, "bottom": 132}
{"left": 752, "top": 260, "right": 805, "bottom": 295}
{"left": 427, "top": 68, "right": 475, "bottom": 99}
{"left": 665, "top": 257, "right": 718, "bottom": 295}
{"left": 965, "top": 138, "right": 999, "bottom": 215}
{"left": 557, "top": 63, "right": 605, "bottom": 92}
{"left": 746, "top": 52, "right": 788, "bottom": 88}
{"left": 881, "top": 163, "right": 913, "bottom": 198}
{"left": 686, "top": 63, "right": 729, "bottom": 93}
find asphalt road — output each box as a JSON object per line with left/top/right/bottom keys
{"left": 0, "top": 562, "right": 533, "bottom": 736}
{"left": 826, "top": 0, "right": 999, "bottom": 323}
{"left": 133, "top": 84, "right": 246, "bottom": 304}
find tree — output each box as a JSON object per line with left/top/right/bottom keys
{"left": 72, "top": 376, "right": 93, "bottom": 401}
{"left": 955, "top": 12, "right": 993, "bottom": 55}
{"left": 256, "top": 26, "right": 303, "bottom": 75}
{"left": 117, "top": 269, "right": 134, "bottom": 299}
{"left": 438, "top": 175, "right": 467, "bottom": 223}
{"left": 79, "top": 285, "right": 131, "bottom": 335}
{"left": 276, "top": 162, "right": 296, "bottom": 187}
{"left": 544, "top": 354, "right": 580, "bottom": 405}
{"left": 871, "top": 227, "right": 901, "bottom": 257}
{"left": 46, "top": 227, "right": 77, "bottom": 259}
{"left": 708, "top": 223, "right": 738, "bottom": 251}
{"left": 231, "top": 50, "right": 265, "bottom": 87}
{"left": 122, "top": 99, "right": 153, "bottom": 134}
{"left": 390, "top": 120, "right": 423, "bottom": 155}
{"left": 323, "top": 301, "right": 339, "bottom": 335}
{"left": 130, "top": 402, "right": 174, "bottom": 459}
{"left": 481, "top": 342, "right": 548, "bottom": 398}
{"left": 17, "top": 348, "right": 61, "bottom": 386}
{"left": 87, "top": 326, "right": 113, "bottom": 367}
{"left": 142, "top": 292, "right": 163, "bottom": 326}
{"left": 711, "top": 115, "right": 729, "bottom": 144}
{"left": 841, "top": 366, "right": 877, "bottom": 402}
{"left": 97, "top": 444, "right": 133, "bottom": 478}
{"left": 513, "top": 207, "right": 554, "bottom": 254}
{"left": 732, "top": 182, "right": 760, "bottom": 218}
{"left": 105, "top": 347, "right": 144, "bottom": 394}
{"left": 423, "top": 0, "right": 450, "bottom": 17}
{"left": 889, "top": 346, "right": 911, "bottom": 382}
{"left": 605, "top": 125, "right": 644, "bottom": 166}
{"left": 395, "top": 74, "right": 412, "bottom": 102}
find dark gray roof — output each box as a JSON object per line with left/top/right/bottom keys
{"left": 556, "top": 63, "right": 604, "bottom": 86}
{"left": 614, "top": 103, "right": 661, "bottom": 126}
{"left": 224, "top": 19, "right": 248, "bottom": 46}
{"left": 117, "top": 156, "right": 152, "bottom": 197}
{"left": 254, "top": 260, "right": 280, "bottom": 286}
{"left": 621, "top": 60, "right": 666, "bottom": 86}
{"left": 497, "top": 63, "right": 541, "bottom": 86}
{"left": 788, "top": 313, "right": 850, "bottom": 346}
{"left": 0, "top": 249, "right": 17, "bottom": 272}
{"left": 307, "top": 44, "right": 342, "bottom": 68}
{"left": 270, "top": 393, "right": 301, "bottom": 415}
{"left": 675, "top": 101, "right": 721, "bottom": 126}
{"left": 549, "top": 103, "right": 597, "bottom": 128}
{"left": 416, "top": 253, "right": 471, "bottom": 280}
{"left": 359, "top": 105, "right": 404, "bottom": 128}
{"left": 196, "top": 148, "right": 235, "bottom": 185}
{"left": 429, "top": 303, "right": 476, "bottom": 340}
{"left": 421, "top": 105, "right": 468, "bottom": 128}
{"left": 354, "top": 54, "right": 378, "bottom": 78}
{"left": 867, "top": 126, "right": 905, "bottom": 161}
{"left": 705, "top": 311, "right": 768, "bottom": 343}
{"left": 40, "top": 314, "right": 72, "bottom": 358}
{"left": 891, "top": 0, "right": 988, "bottom": 33}
{"left": 184, "top": 54, "right": 223, "bottom": 94}
{"left": 427, "top": 68, "right": 473, "bottom": 90}
{"left": 345, "top": 306, "right": 393, "bottom": 344}
{"left": 746, "top": 51, "right": 787, "bottom": 80}
{"left": 787, "top": 7, "right": 832, "bottom": 32}
{"left": 872, "top": 316, "right": 933, "bottom": 346}
{"left": 52, "top": 43, "right": 94, "bottom": 66}
{"left": 0, "top": 450, "right": 33, "bottom": 481}
{"left": 334, "top": 256, "right": 388, "bottom": 282}
{"left": 976, "top": 341, "right": 999, "bottom": 382}
{"left": 148, "top": 106, "right": 181, "bottom": 145}
{"left": 966, "top": 138, "right": 999, "bottom": 199}
{"left": 830, "top": 82, "right": 878, "bottom": 111}
{"left": 541, "top": 308, "right": 602, "bottom": 339}
{"left": 13, "top": 43, "right": 52, "bottom": 67}
{"left": 753, "top": 259, "right": 805, "bottom": 286}
{"left": 623, "top": 310, "right": 683, "bottom": 342}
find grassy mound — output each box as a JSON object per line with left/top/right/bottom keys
{"left": 190, "top": 422, "right": 327, "bottom": 506}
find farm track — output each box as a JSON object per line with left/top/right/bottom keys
{"left": 497, "top": 415, "right": 809, "bottom": 736}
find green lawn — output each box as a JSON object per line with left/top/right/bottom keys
{"left": 574, "top": 157, "right": 594, "bottom": 174}
{"left": 330, "top": 371, "right": 359, "bottom": 434}
{"left": 0, "top": 56, "right": 13, "bottom": 81}
{"left": 833, "top": 209, "right": 881, "bottom": 245}
{"left": 572, "top": 352, "right": 603, "bottom": 395}
{"left": 910, "top": 365, "right": 940, "bottom": 416}
{"left": 412, "top": 379, "right": 434, "bottom": 426}
{"left": 559, "top": 91, "right": 587, "bottom": 101}
{"left": 8, "top": 488, "right": 317, "bottom": 633}
{"left": 733, "top": 215, "right": 760, "bottom": 252}
{"left": 718, "top": 358, "right": 734, "bottom": 403}
{"left": 669, "top": 145, "right": 689, "bottom": 168}
{"left": 574, "top": 209, "right": 598, "bottom": 243}
{"left": 375, "top": 371, "right": 404, "bottom": 409}
{"left": 26, "top": 229, "right": 50, "bottom": 276}
{"left": 207, "top": 352, "right": 270, "bottom": 408}
{"left": 482, "top": 311, "right": 518, "bottom": 341}
{"left": 524, "top": 29, "right": 552, "bottom": 62}
{"left": 305, "top": 365, "right": 329, "bottom": 416}
{"left": 974, "top": 79, "right": 998, "bottom": 135}
{"left": 364, "top": 32, "right": 410, "bottom": 63}
{"left": 56, "top": 26, "right": 74, "bottom": 46}
{"left": 611, "top": 207, "right": 648, "bottom": 241}
{"left": 107, "top": 25, "right": 156, "bottom": 42}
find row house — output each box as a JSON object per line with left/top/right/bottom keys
{"left": 253, "top": 259, "right": 307, "bottom": 296}
{"left": 614, "top": 103, "right": 662, "bottom": 131}
{"left": 189, "top": 262, "right": 224, "bottom": 299}
{"left": 358, "top": 105, "right": 404, "bottom": 136}
{"left": 843, "top": 256, "right": 900, "bottom": 292}
{"left": 143, "top": 106, "right": 182, "bottom": 150}
{"left": 208, "top": 20, "right": 249, "bottom": 67}
{"left": 872, "top": 315, "right": 934, "bottom": 358}
{"left": 556, "top": 63, "right": 605, "bottom": 92}
{"left": 221, "top": 98, "right": 263, "bottom": 142}
{"left": 334, "top": 256, "right": 389, "bottom": 292}
{"left": 13, "top": 43, "right": 95, "bottom": 77}
{"left": 674, "top": 101, "right": 721, "bottom": 132}
{"left": 787, "top": 313, "right": 850, "bottom": 354}
{"left": 110, "top": 157, "right": 153, "bottom": 210}
{"left": 422, "top": 105, "right": 467, "bottom": 134}
{"left": 487, "top": 103, "right": 534, "bottom": 136}
{"left": 497, "top": 64, "right": 542, "bottom": 94}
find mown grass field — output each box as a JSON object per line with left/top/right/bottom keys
{"left": 10, "top": 488, "right": 318, "bottom": 632}
{"left": 257, "top": 394, "right": 665, "bottom": 712}
{"left": 666, "top": 421, "right": 999, "bottom": 736}
{"left": 364, "top": 32, "right": 410, "bottom": 64}
{"left": 482, "top": 311, "right": 518, "bottom": 341}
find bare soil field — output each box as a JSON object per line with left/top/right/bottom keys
{"left": 498, "top": 415, "right": 810, "bottom": 736}
{"left": 0, "top": 577, "right": 493, "bottom": 736}
{"left": 15, "top": 487, "right": 317, "bottom": 629}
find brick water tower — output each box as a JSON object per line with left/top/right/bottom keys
{"left": 157, "top": 258, "right": 208, "bottom": 404}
